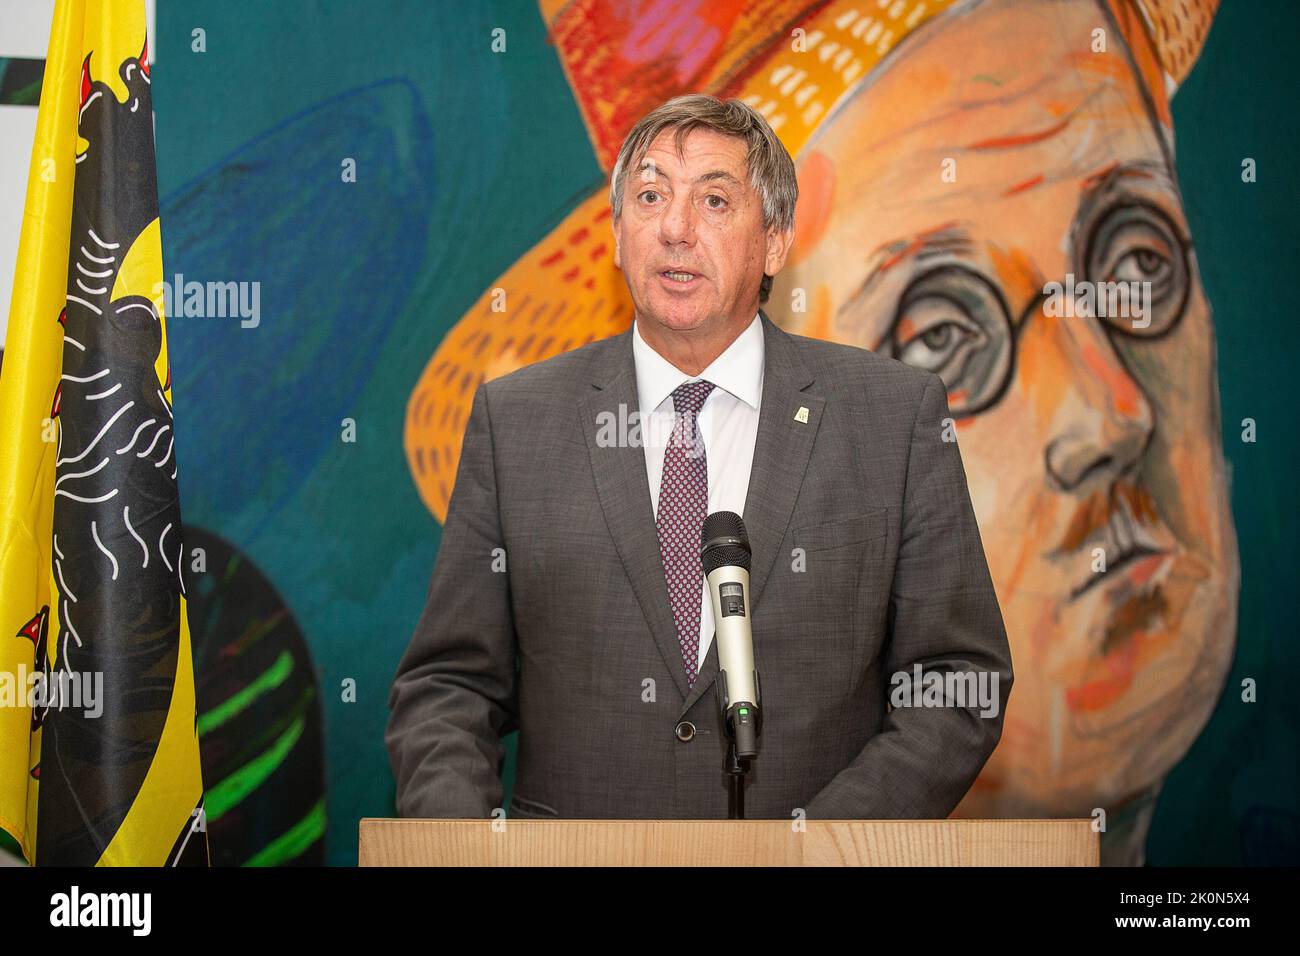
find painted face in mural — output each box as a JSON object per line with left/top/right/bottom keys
{"left": 778, "top": 0, "right": 1239, "bottom": 821}
{"left": 612, "top": 127, "right": 790, "bottom": 354}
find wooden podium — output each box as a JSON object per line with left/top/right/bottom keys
{"left": 359, "top": 818, "right": 1098, "bottom": 866}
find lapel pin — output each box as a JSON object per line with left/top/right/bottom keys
{"left": 794, "top": 406, "right": 810, "bottom": 424}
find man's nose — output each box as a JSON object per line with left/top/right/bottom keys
{"left": 1030, "top": 312, "right": 1154, "bottom": 493}
{"left": 658, "top": 192, "right": 697, "bottom": 245}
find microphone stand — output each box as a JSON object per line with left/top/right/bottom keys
{"left": 717, "top": 670, "right": 762, "bottom": 819}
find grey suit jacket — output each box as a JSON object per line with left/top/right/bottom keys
{"left": 386, "top": 309, "right": 1012, "bottom": 820}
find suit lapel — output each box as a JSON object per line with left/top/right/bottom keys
{"left": 578, "top": 329, "right": 695, "bottom": 701}
{"left": 578, "top": 315, "right": 824, "bottom": 713}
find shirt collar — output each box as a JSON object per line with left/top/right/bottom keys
{"left": 632, "top": 312, "right": 764, "bottom": 415}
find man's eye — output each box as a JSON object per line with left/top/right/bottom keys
{"left": 705, "top": 195, "right": 727, "bottom": 209}
{"left": 1113, "top": 247, "right": 1169, "bottom": 284}
{"left": 896, "top": 310, "right": 981, "bottom": 375}
{"left": 882, "top": 265, "right": 1014, "bottom": 418}
{"left": 1081, "top": 201, "right": 1190, "bottom": 337}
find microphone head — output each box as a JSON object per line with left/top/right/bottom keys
{"left": 700, "top": 511, "right": 751, "bottom": 574}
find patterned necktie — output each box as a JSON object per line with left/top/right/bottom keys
{"left": 656, "top": 379, "right": 716, "bottom": 687}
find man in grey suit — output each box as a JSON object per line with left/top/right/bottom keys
{"left": 386, "top": 94, "right": 1012, "bottom": 821}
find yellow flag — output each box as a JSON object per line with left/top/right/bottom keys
{"left": 0, "top": 0, "right": 208, "bottom": 866}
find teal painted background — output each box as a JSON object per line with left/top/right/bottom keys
{"left": 1142, "top": 0, "right": 1299, "bottom": 865}
{"left": 148, "top": 0, "right": 1297, "bottom": 865}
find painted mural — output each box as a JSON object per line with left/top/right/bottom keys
{"left": 404, "top": 0, "right": 1235, "bottom": 865}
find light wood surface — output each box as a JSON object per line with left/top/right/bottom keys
{"left": 358, "top": 818, "right": 1098, "bottom": 866}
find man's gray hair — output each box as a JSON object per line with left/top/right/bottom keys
{"left": 609, "top": 94, "right": 797, "bottom": 304}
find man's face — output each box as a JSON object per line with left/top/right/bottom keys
{"left": 779, "top": 0, "right": 1238, "bottom": 814}
{"left": 613, "top": 127, "right": 786, "bottom": 339}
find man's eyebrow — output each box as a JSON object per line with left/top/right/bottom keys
{"left": 876, "top": 226, "right": 975, "bottom": 271}
{"left": 1079, "top": 158, "right": 1168, "bottom": 195}
{"left": 868, "top": 223, "right": 972, "bottom": 283}
{"left": 635, "top": 161, "right": 743, "bottom": 187}
{"left": 839, "top": 225, "right": 977, "bottom": 317}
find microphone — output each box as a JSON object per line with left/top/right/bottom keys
{"left": 700, "top": 511, "right": 761, "bottom": 760}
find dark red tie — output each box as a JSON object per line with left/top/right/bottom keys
{"left": 656, "top": 380, "right": 715, "bottom": 687}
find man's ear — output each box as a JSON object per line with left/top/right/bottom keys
{"left": 612, "top": 216, "right": 622, "bottom": 270}
{"left": 764, "top": 224, "right": 794, "bottom": 279}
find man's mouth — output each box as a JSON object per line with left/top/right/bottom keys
{"left": 1070, "top": 546, "right": 1168, "bottom": 600}
{"left": 1062, "top": 483, "right": 1174, "bottom": 600}
{"left": 660, "top": 269, "right": 702, "bottom": 284}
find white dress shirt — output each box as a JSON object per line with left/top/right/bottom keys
{"left": 632, "top": 312, "right": 764, "bottom": 671}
